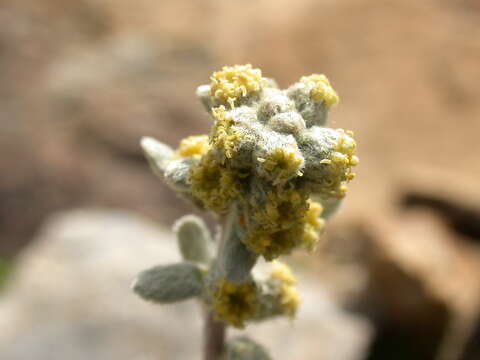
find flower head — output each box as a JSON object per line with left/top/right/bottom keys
{"left": 210, "top": 64, "right": 265, "bottom": 108}
{"left": 142, "top": 64, "right": 358, "bottom": 260}
{"left": 213, "top": 279, "right": 258, "bottom": 328}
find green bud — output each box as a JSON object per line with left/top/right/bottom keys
{"left": 132, "top": 263, "right": 204, "bottom": 303}
{"left": 223, "top": 336, "right": 272, "bottom": 360}
{"left": 174, "top": 215, "right": 213, "bottom": 264}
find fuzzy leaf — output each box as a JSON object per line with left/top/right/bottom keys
{"left": 141, "top": 136, "right": 174, "bottom": 178}
{"left": 132, "top": 263, "right": 203, "bottom": 303}
{"left": 174, "top": 215, "right": 213, "bottom": 264}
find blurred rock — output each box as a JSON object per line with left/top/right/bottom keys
{"left": 359, "top": 210, "right": 480, "bottom": 360}
{"left": 0, "top": 209, "right": 202, "bottom": 360}
{"left": 0, "top": 209, "right": 372, "bottom": 360}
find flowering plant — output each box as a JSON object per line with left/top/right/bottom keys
{"left": 133, "top": 65, "right": 358, "bottom": 360}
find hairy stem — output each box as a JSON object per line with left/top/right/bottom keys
{"left": 203, "top": 209, "right": 236, "bottom": 360}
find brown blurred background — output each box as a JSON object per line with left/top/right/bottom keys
{"left": 1, "top": 0, "right": 480, "bottom": 359}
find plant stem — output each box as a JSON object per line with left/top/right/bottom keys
{"left": 203, "top": 209, "right": 236, "bottom": 360}
{"left": 204, "top": 311, "right": 226, "bottom": 360}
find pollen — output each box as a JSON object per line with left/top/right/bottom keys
{"left": 244, "top": 225, "right": 304, "bottom": 261}
{"left": 279, "top": 283, "right": 301, "bottom": 318}
{"left": 189, "top": 152, "right": 241, "bottom": 213}
{"left": 269, "top": 262, "right": 301, "bottom": 317}
{"left": 270, "top": 261, "right": 297, "bottom": 285}
{"left": 251, "top": 186, "right": 309, "bottom": 232}
{"left": 301, "top": 74, "right": 339, "bottom": 108}
{"left": 260, "top": 148, "right": 304, "bottom": 184}
{"left": 210, "top": 106, "right": 242, "bottom": 159}
{"left": 210, "top": 64, "right": 264, "bottom": 108}
{"left": 177, "top": 135, "right": 210, "bottom": 159}
{"left": 213, "top": 279, "right": 258, "bottom": 328}
{"left": 302, "top": 200, "right": 325, "bottom": 251}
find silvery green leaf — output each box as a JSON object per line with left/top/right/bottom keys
{"left": 140, "top": 136, "right": 174, "bottom": 177}
{"left": 132, "top": 263, "right": 203, "bottom": 303}
{"left": 196, "top": 85, "right": 213, "bottom": 112}
{"left": 174, "top": 215, "right": 213, "bottom": 264}
{"left": 224, "top": 336, "right": 272, "bottom": 360}
{"left": 164, "top": 158, "right": 193, "bottom": 193}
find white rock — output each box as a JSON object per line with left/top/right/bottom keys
{"left": 0, "top": 209, "right": 372, "bottom": 360}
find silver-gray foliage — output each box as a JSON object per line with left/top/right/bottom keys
{"left": 132, "top": 263, "right": 204, "bottom": 303}
{"left": 174, "top": 215, "right": 213, "bottom": 264}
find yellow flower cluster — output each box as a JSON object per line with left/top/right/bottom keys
{"left": 302, "top": 200, "right": 325, "bottom": 251}
{"left": 244, "top": 226, "right": 303, "bottom": 261}
{"left": 210, "top": 106, "right": 242, "bottom": 159}
{"left": 213, "top": 279, "right": 258, "bottom": 328}
{"left": 188, "top": 105, "right": 246, "bottom": 212}
{"left": 171, "top": 66, "right": 352, "bottom": 256}
{"left": 210, "top": 64, "right": 264, "bottom": 108}
{"left": 328, "top": 129, "right": 359, "bottom": 199}
{"left": 189, "top": 152, "right": 241, "bottom": 213}
{"left": 245, "top": 189, "right": 325, "bottom": 260}
{"left": 270, "top": 260, "right": 296, "bottom": 284}
{"left": 257, "top": 147, "right": 303, "bottom": 185}
{"left": 270, "top": 261, "right": 301, "bottom": 318}
{"left": 301, "top": 74, "right": 339, "bottom": 108}
{"left": 187, "top": 66, "right": 263, "bottom": 211}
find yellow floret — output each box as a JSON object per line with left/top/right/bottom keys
{"left": 244, "top": 225, "right": 305, "bottom": 261}
{"left": 177, "top": 135, "right": 210, "bottom": 159}
{"left": 258, "top": 148, "right": 303, "bottom": 184}
{"left": 244, "top": 194, "right": 327, "bottom": 258}
{"left": 269, "top": 262, "right": 301, "bottom": 317}
{"left": 270, "top": 261, "right": 297, "bottom": 285}
{"left": 213, "top": 279, "right": 258, "bottom": 328}
{"left": 242, "top": 185, "right": 313, "bottom": 260}
{"left": 331, "top": 129, "right": 359, "bottom": 198}
{"left": 252, "top": 186, "right": 309, "bottom": 232}
{"left": 301, "top": 74, "right": 339, "bottom": 107}
{"left": 302, "top": 200, "right": 325, "bottom": 251}
{"left": 210, "top": 64, "right": 264, "bottom": 108}
{"left": 315, "top": 129, "right": 359, "bottom": 199}
{"left": 279, "top": 283, "right": 301, "bottom": 318}
{"left": 210, "top": 106, "right": 242, "bottom": 159}
{"left": 190, "top": 152, "right": 240, "bottom": 213}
